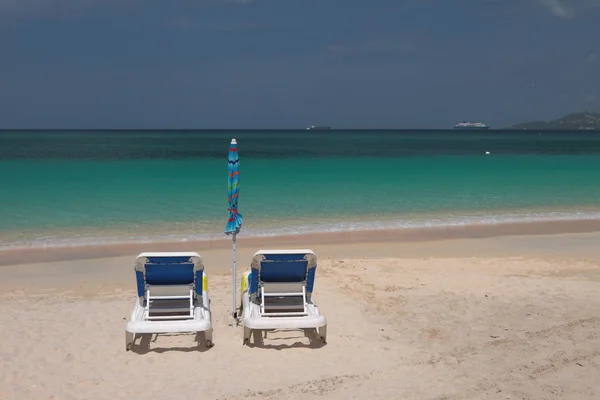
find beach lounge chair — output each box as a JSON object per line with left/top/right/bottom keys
{"left": 125, "top": 252, "right": 213, "bottom": 351}
{"left": 240, "top": 249, "right": 327, "bottom": 345}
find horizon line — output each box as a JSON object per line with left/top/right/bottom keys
{"left": 0, "top": 127, "right": 554, "bottom": 132}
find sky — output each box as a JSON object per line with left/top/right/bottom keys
{"left": 0, "top": 0, "right": 598, "bottom": 129}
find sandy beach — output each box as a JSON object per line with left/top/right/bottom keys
{"left": 2, "top": 229, "right": 600, "bottom": 399}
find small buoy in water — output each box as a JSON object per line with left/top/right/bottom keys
{"left": 485, "top": 151, "right": 490, "bottom": 155}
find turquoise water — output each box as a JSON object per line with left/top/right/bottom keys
{"left": 1, "top": 130, "right": 600, "bottom": 249}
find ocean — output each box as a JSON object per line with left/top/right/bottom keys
{"left": 1, "top": 129, "right": 600, "bottom": 251}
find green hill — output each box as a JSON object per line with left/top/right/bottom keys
{"left": 508, "top": 111, "right": 600, "bottom": 130}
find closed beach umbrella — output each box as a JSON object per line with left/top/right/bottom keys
{"left": 225, "top": 138, "right": 243, "bottom": 325}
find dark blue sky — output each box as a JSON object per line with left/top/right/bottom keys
{"left": 0, "top": 0, "right": 598, "bottom": 129}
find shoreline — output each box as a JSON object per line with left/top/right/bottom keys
{"left": 2, "top": 218, "right": 600, "bottom": 266}
{"left": 3, "top": 207, "right": 600, "bottom": 251}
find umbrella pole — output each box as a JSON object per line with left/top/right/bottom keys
{"left": 232, "top": 232, "right": 238, "bottom": 327}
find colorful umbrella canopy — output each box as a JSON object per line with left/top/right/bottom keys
{"left": 225, "top": 138, "right": 242, "bottom": 324}
{"left": 225, "top": 138, "right": 243, "bottom": 235}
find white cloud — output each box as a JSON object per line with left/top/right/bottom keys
{"left": 585, "top": 94, "right": 596, "bottom": 102}
{"left": 536, "top": 0, "right": 600, "bottom": 18}
{"left": 165, "top": 18, "right": 256, "bottom": 33}
{"left": 326, "top": 45, "right": 344, "bottom": 54}
{"left": 0, "top": 0, "right": 51, "bottom": 14}
{"left": 0, "top": 0, "right": 117, "bottom": 15}
{"left": 360, "top": 38, "right": 415, "bottom": 54}
{"left": 165, "top": 17, "right": 192, "bottom": 30}
{"left": 587, "top": 53, "right": 597, "bottom": 64}
{"left": 0, "top": 0, "right": 249, "bottom": 15}
{"left": 537, "top": 0, "right": 574, "bottom": 17}
{"left": 325, "top": 38, "right": 415, "bottom": 59}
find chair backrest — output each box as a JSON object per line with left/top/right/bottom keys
{"left": 249, "top": 249, "right": 317, "bottom": 296}
{"left": 134, "top": 252, "right": 204, "bottom": 301}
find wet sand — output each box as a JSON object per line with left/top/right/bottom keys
{"left": 2, "top": 217, "right": 600, "bottom": 266}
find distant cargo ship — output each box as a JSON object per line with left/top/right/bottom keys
{"left": 306, "top": 125, "right": 331, "bottom": 130}
{"left": 453, "top": 121, "right": 490, "bottom": 130}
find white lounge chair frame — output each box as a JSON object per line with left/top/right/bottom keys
{"left": 125, "top": 252, "right": 213, "bottom": 350}
{"left": 240, "top": 249, "right": 327, "bottom": 345}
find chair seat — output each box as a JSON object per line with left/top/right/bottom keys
{"left": 260, "top": 277, "right": 308, "bottom": 316}
{"left": 262, "top": 296, "right": 306, "bottom": 314}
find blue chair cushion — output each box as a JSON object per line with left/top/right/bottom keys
{"left": 145, "top": 262, "right": 195, "bottom": 285}
{"left": 136, "top": 270, "right": 145, "bottom": 297}
{"left": 145, "top": 256, "right": 194, "bottom": 265}
{"left": 260, "top": 260, "right": 308, "bottom": 282}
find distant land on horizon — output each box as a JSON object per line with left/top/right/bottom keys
{"left": 507, "top": 111, "right": 600, "bottom": 131}
{"left": 2, "top": 110, "right": 600, "bottom": 131}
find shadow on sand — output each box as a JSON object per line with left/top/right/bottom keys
{"left": 246, "top": 328, "right": 327, "bottom": 350}
{"left": 130, "top": 332, "right": 214, "bottom": 354}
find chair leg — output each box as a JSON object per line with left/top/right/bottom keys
{"left": 319, "top": 325, "right": 327, "bottom": 344}
{"left": 125, "top": 331, "right": 135, "bottom": 351}
{"left": 205, "top": 328, "right": 214, "bottom": 348}
{"left": 243, "top": 327, "right": 252, "bottom": 345}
